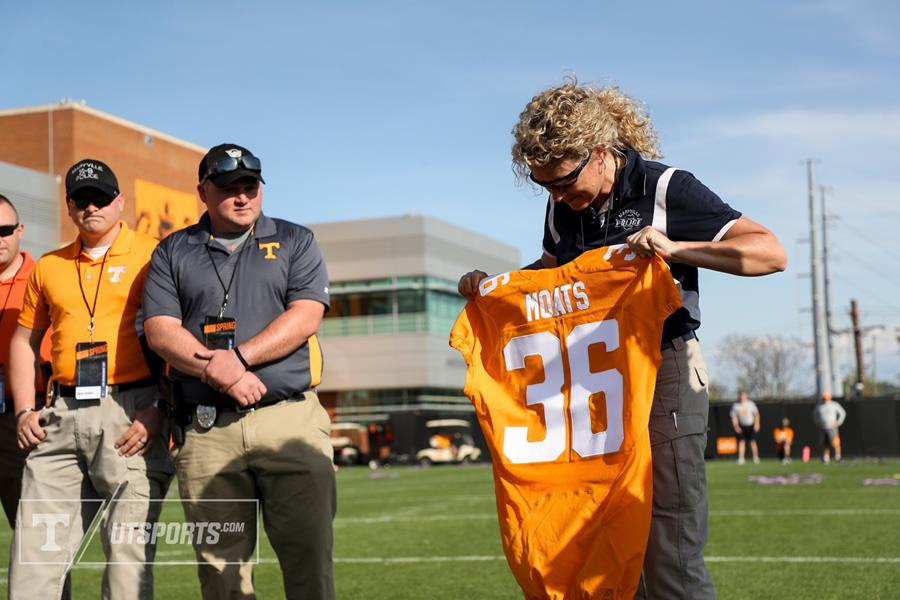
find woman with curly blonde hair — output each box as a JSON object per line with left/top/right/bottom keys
{"left": 458, "top": 79, "right": 786, "bottom": 599}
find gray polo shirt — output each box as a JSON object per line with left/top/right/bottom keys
{"left": 142, "top": 212, "right": 330, "bottom": 404}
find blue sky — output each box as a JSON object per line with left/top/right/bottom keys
{"left": 4, "top": 0, "right": 899, "bottom": 392}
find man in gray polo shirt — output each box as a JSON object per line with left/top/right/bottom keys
{"left": 142, "top": 143, "right": 334, "bottom": 600}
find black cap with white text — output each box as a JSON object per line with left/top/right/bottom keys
{"left": 65, "top": 159, "right": 119, "bottom": 200}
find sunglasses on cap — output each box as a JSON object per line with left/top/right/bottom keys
{"left": 529, "top": 151, "right": 592, "bottom": 191}
{"left": 0, "top": 223, "right": 19, "bottom": 237}
{"left": 204, "top": 155, "right": 262, "bottom": 179}
{"left": 68, "top": 192, "right": 116, "bottom": 210}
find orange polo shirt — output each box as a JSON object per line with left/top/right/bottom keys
{"left": 18, "top": 223, "right": 158, "bottom": 386}
{"left": 0, "top": 252, "right": 51, "bottom": 397}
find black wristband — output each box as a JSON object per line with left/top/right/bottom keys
{"left": 233, "top": 346, "right": 250, "bottom": 370}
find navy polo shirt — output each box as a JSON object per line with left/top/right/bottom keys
{"left": 542, "top": 148, "right": 741, "bottom": 342}
{"left": 142, "top": 212, "right": 330, "bottom": 403}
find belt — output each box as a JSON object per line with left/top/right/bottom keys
{"left": 179, "top": 395, "right": 307, "bottom": 429}
{"left": 661, "top": 330, "right": 698, "bottom": 351}
{"left": 213, "top": 396, "right": 303, "bottom": 413}
{"left": 53, "top": 378, "right": 155, "bottom": 398}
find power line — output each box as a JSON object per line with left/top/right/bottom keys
{"left": 831, "top": 272, "right": 900, "bottom": 315}
{"left": 830, "top": 214, "right": 900, "bottom": 255}
{"left": 828, "top": 241, "right": 900, "bottom": 292}
{"left": 828, "top": 192, "right": 900, "bottom": 218}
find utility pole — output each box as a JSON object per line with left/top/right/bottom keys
{"left": 819, "top": 185, "right": 840, "bottom": 395}
{"left": 871, "top": 336, "right": 878, "bottom": 395}
{"left": 850, "top": 299, "right": 865, "bottom": 396}
{"left": 807, "top": 160, "right": 832, "bottom": 397}
{"left": 845, "top": 300, "right": 887, "bottom": 397}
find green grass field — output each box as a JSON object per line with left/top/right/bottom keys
{"left": 1, "top": 458, "right": 898, "bottom": 599}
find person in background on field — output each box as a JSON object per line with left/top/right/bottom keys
{"left": 730, "top": 391, "right": 760, "bottom": 464}
{"left": 813, "top": 392, "right": 846, "bottom": 463}
{"left": 773, "top": 417, "right": 794, "bottom": 464}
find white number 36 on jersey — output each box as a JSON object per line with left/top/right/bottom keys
{"left": 502, "top": 320, "right": 624, "bottom": 464}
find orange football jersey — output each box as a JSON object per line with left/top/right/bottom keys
{"left": 450, "top": 246, "right": 681, "bottom": 600}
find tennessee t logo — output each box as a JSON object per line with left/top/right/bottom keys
{"left": 259, "top": 242, "right": 280, "bottom": 260}
{"left": 108, "top": 266, "right": 127, "bottom": 282}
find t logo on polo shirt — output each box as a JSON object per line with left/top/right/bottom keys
{"left": 259, "top": 242, "right": 280, "bottom": 260}
{"left": 108, "top": 266, "right": 127, "bottom": 282}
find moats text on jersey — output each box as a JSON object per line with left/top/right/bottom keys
{"left": 524, "top": 281, "right": 590, "bottom": 322}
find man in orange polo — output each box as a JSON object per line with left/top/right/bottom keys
{"left": 0, "top": 193, "right": 48, "bottom": 529}
{"left": 8, "top": 159, "right": 172, "bottom": 600}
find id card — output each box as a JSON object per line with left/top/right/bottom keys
{"left": 203, "top": 316, "right": 236, "bottom": 350}
{"left": 75, "top": 342, "right": 108, "bottom": 400}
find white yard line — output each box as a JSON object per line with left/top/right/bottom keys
{"left": 332, "top": 556, "right": 505, "bottom": 564}
{"left": 336, "top": 513, "right": 496, "bottom": 524}
{"left": 705, "top": 556, "right": 900, "bottom": 564}
{"left": 712, "top": 489, "right": 891, "bottom": 495}
{"left": 56, "top": 554, "right": 900, "bottom": 569}
{"left": 710, "top": 509, "right": 900, "bottom": 516}
{"left": 344, "top": 493, "right": 496, "bottom": 505}
{"left": 334, "top": 508, "right": 900, "bottom": 525}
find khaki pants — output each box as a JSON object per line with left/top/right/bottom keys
{"left": 9, "top": 387, "right": 173, "bottom": 600}
{"left": 636, "top": 337, "right": 715, "bottom": 600}
{"left": 173, "top": 390, "right": 336, "bottom": 600}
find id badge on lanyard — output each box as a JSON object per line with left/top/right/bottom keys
{"left": 204, "top": 232, "right": 250, "bottom": 352}
{"left": 75, "top": 341, "right": 108, "bottom": 400}
{"left": 203, "top": 316, "right": 236, "bottom": 350}
{"left": 74, "top": 245, "right": 112, "bottom": 400}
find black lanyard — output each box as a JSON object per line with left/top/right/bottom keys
{"left": 206, "top": 229, "right": 253, "bottom": 318}
{"left": 75, "top": 246, "right": 110, "bottom": 343}
{"left": 0, "top": 256, "right": 25, "bottom": 332}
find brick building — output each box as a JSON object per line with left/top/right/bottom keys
{"left": 1, "top": 102, "right": 519, "bottom": 462}
{"left": 0, "top": 101, "right": 205, "bottom": 244}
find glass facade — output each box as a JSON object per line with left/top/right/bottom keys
{"left": 321, "top": 275, "right": 466, "bottom": 337}
{"left": 334, "top": 387, "right": 471, "bottom": 414}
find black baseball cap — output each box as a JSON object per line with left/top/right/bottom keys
{"left": 65, "top": 159, "right": 119, "bottom": 200}
{"left": 198, "top": 143, "right": 265, "bottom": 187}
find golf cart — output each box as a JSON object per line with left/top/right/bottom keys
{"left": 416, "top": 419, "right": 481, "bottom": 466}
{"left": 330, "top": 422, "right": 369, "bottom": 466}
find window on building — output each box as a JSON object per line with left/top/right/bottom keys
{"left": 337, "top": 388, "right": 466, "bottom": 409}
{"left": 396, "top": 289, "right": 422, "bottom": 313}
{"left": 321, "top": 276, "right": 466, "bottom": 336}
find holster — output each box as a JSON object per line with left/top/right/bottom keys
{"left": 165, "top": 379, "right": 191, "bottom": 446}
